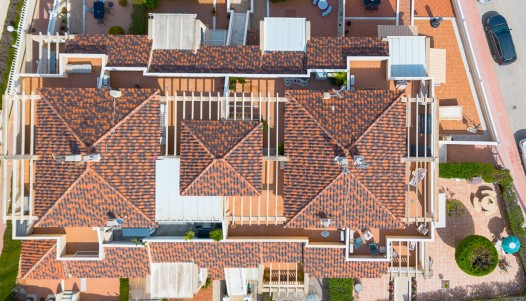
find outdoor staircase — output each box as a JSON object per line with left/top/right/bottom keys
{"left": 228, "top": 12, "right": 248, "bottom": 46}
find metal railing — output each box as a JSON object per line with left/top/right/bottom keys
{"left": 6, "top": 0, "right": 32, "bottom": 95}
{"left": 226, "top": 11, "right": 235, "bottom": 46}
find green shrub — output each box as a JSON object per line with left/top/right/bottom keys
{"left": 118, "top": 0, "right": 127, "bottom": 6}
{"left": 328, "top": 278, "right": 354, "bottom": 301}
{"left": 203, "top": 277, "right": 212, "bottom": 289}
{"left": 446, "top": 199, "right": 465, "bottom": 217}
{"left": 119, "top": 278, "right": 129, "bottom": 301}
{"left": 109, "top": 26, "right": 125, "bottom": 35}
{"left": 261, "top": 118, "right": 269, "bottom": 131}
{"left": 329, "top": 72, "right": 347, "bottom": 87}
{"left": 143, "top": 0, "right": 158, "bottom": 9}
{"left": 455, "top": 235, "right": 498, "bottom": 276}
{"left": 184, "top": 230, "right": 195, "bottom": 241}
{"left": 439, "top": 162, "right": 512, "bottom": 186}
{"left": 209, "top": 229, "right": 223, "bottom": 241}
{"left": 128, "top": 4, "right": 148, "bottom": 34}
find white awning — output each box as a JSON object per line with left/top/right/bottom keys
{"left": 388, "top": 36, "right": 427, "bottom": 78}
{"left": 155, "top": 158, "right": 223, "bottom": 222}
{"left": 150, "top": 263, "right": 197, "bottom": 298}
{"left": 263, "top": 17, "right": 307, "bottom": 51}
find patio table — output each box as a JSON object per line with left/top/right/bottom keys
{"left": 318, "top": 0, "right": 328, "bottom": 10}
{"left": 93, "top": 1, "right": 104, "bottom": 19}
{"left": 364, "top": 0, "right": 381, "bottom": 5}
{"left": 480, "top": 195, "right": 496, "bottom": 211}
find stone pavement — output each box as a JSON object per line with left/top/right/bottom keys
{"left": 459, "top": 0, "right": 526, "bottom": 212}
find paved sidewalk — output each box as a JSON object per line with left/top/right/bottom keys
{"left": 459, "top": 0, "right": 526, "bottom": 210}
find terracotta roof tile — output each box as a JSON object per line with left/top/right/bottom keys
{"left": 23, "top": 246, "right": 150, "bottom": 279}
{"left": 35, "top": 168, "right": 156, "bottom": 228}
{"left": 307, "top": 37, "right": 389, "bottom": 69}
{"left": 39, "top": 88, "right": 152, "bottom": 147}
{"left": 64, "top": 34, "right": 152, "bottom": 67}
{"left": 149, "top": 242, "right": 304, "bottom": 279}
{"left": 304, "top": 247, "right": 388, "bottom": 278}
{"left": 22, "top": 243, "right": 66, "bottom": 279}
{"left": 64, "top": 247, "right": 150, "bottom": 278}
{"left": 284, "top": 90, "right": 406, "bottom": 228}
{"left": 180, "top": 120, "right": 262, "bottom": 196}
{"left": 35, "top": 88, "right": 159, "bottom": 223}
{"left": 19, "top": 240, "right": 57, "bottom": 278}
{"left": 260, "top": 51, "right": 307, "bottom": 74}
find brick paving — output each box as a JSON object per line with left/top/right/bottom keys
{"left": 414, "top": 0, "right": 455, "bottom": 18}
{"left": 356, "top": 179, "right": 526, "bottom": 301}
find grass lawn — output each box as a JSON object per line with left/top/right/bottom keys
{"left": 0, "top": 221, "right": 21, "bottom": 301}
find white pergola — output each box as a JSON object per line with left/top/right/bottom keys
{"left": 160, "top": 91, "right": 288, "bottom": 226}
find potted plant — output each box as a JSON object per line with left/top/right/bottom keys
{"left": 209, "top": 229, "right": 223, "bottom": 242}
{"left": 184, "top": 230, "right": 195, "bottom": 241}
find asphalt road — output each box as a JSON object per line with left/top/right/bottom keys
{"left": 476, "top": 0, "right": 526, "bottom": 144}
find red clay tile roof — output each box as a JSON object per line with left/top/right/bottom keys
{"left": 306, "top": 37, "right": 389, "bottom": 69}
{"left": 35, "top": 168, "right": 155, "bottom": 228}
{"left": 261, "top": 51, "right": 307, "bottom": 74}
{"left": 283, "top": 90, "right": 406, "bottom": 229}
{"left": 180, "top": 120, "right": 262, "bottom": 196}
{"left": 65, "top": 34, "right": 152, "bottom": 67}
{"left": 304, "top": 247, "right": 388, "bottom": 278}
{"left": 21, "top": 242, "right": 66, "bottom": 279}
{"left": 19, "top": 240, "right": 57, "bottom": 278}
{"left": 22, "top": 246, "right": 150, "bottom": 279}
{"left": 35, "top": 88, "right": 160, "bottom": 224}
{"left": 149, "top": 242, "right": 304, "bottom": 279}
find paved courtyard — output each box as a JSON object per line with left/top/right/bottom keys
{"left": 355, "top": 178, "right": 526, "bottom": 301}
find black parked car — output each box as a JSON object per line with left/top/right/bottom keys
{"left": 485, "top": 14, "right": 517, "bottom": 65}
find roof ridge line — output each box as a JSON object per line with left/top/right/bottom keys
{"left": 89, "top": 168, "right": 157, "bottom": 227}
{"left": 22, "top": 242, "right": 58, "bottom": 279}
{"left": 180, "top": 120, "right": 216, "bottom": 158}
{"left": 33, "top": 168, "right": 91, "bottom": 228}
{"left": 180, "top": 159, "right": 217, "bottom": 195}
{"left": 90, "top": 89, "right": 160, "bottom": 149}
{"left": 223, "top": 122, "right": 262, "bottom": 159}
{"left": 288, "top": 93, "right": 347, "bottom": 151}
{"left": 223, "top": 159, "right": 260, "bottom": 195}
{"left": 284, "top": 172, "right": 344, "bottom": 228}
{"left": 350, "top": 92, "right": 406, "bottom": 148}
{"left": 350, "top": 172, "right": 402, "bottom": 228}
{"left": 39, "top": 93, "right": 88, "bottom": 150}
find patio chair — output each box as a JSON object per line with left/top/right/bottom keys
{"left": 321, "top": 5, "right": 333, "bottom": 16}
{"left": 86, "top": 6, "right": 94, "bottom": 13}
{"left": 369, "top": 243, "right": 380, "bottom": 255}
{"left": 408, "top": 241, "right": 416, "bottom": 251}
{"left": 354, "top": 237, "right": 364, "bottom": 249}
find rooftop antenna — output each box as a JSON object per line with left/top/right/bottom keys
{"left": 335, "top": 156, "right": 350, "bottom": 174}
{"left": 354, "top": 155, "right": 370, "bottom": 169}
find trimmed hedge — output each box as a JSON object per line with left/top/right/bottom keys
{"left": 455, "top": 235, "right": 498, "bottom": 276}
{"left": 119, "top": 278, "right": 129, "bottom": 301}
{"left": 128, "top": 4, "right": 148, "bottom": 34}
{"left": 439, "top": 162, "right": 512, "bottom": 186}
{"left": 329, "top": 278, "right": 354, "bottom": 301}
